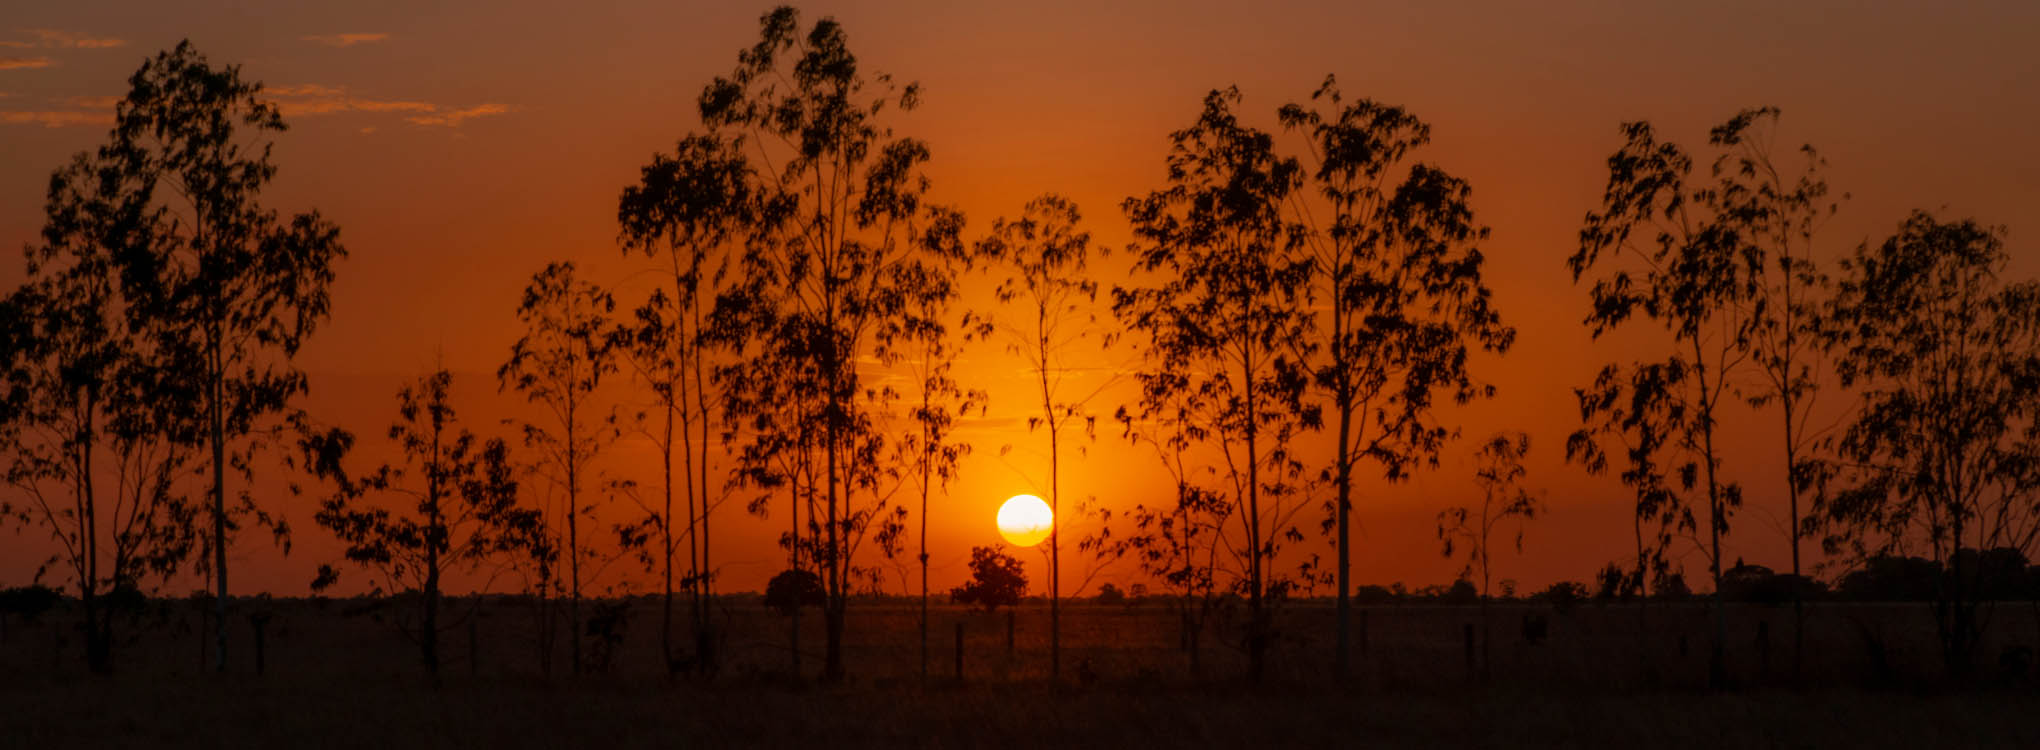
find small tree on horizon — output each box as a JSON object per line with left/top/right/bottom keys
{"left": 299, "top": 369, "right": 540, "bottom": 679}
{"left": 1437, "top": 431, "right": 1540, "bottom": 681}
{"left": 951, "top": 545, "right": 1028, "bottom": 613}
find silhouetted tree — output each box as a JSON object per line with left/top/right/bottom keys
{"left": 1571, "top": 111, "right": 1770, "bottom": 688}
{"left": 895, "top": 222, "right": 980, "bottom": 682}
{"left": 1114, "top": 364, "right": 1230, "bottom": 678}
{"left": 499, "top": 261, "right": 619, "bottom": 676}
{"left": 99, "top": 41, "right": 346, "bottom": 673}
{"left": 700, "top": 5, "right": 967, "bottom": 682}
{"left": 299, "top": 370, "right": 539, "bottom": 678}
{"left": 1119, "top": 87, "right": 1317, "bottom": 683}
{"left": 977, "top": 193, "right": 1100, "bottom": 682}
{"left": 1278, "top": 76, "right": 1513, "bottom": 682}
{"left": 1711, "top": 108, "right": 1841, "bottom": 677}
{"left": 1818, "top": 212, "right": 2040, "bottom": 678}
{"left": 951, "top": 545, "right": 1027, "bottom": 612}
{"left": 616, "top": 132, "right": 756, "bottom": 676}
{"left": 1436, "top": 432, "right": 1540, "bottom": 680}
{"left": 764, "top": 568, "right": 825, "bottom": 615}
{"left": 0, "top": 153, "right": 202, "bottom": 674}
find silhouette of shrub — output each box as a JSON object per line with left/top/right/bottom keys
{"left": 764, "top": 569, "right": 825, "bottom": 615}
{"left": 951, "top": 546, "right": 1027, "bottom": 612}
{"left": 1095, "top": 583, "right": 1126, "bottom": 605}
{"left": 1532, "top": 581, "right": 1588, "bottom": 613}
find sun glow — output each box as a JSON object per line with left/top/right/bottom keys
{"left": 996, "top": 494, "right": 1054, "bottom": 547}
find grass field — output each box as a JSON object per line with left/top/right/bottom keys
{"left": 5, "top": 597, "right": 2040, "bottom": 747}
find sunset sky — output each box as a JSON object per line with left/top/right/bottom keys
{"left": 2, "top": 0, "right": 2037, "bottom": 599}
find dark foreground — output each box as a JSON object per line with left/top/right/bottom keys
{"left": 5, "top": 676, "right": 2039, "bottom": 749}
{"left": 6, "top": 599, "right": 2040, "bottom": 747}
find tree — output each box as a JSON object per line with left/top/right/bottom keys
{"left": 1817, "top": 212, "right": 2040, "bottom": 678}
{"left": 764, "top": 568, "right": 825, "bottom": 615}
{"left": 1277, "top": 76, "right": 1513, "bottom": 681}
{"left": 700, "top": 5, "right": 967, "bottom": 683}
{"left": 976, "top": 193, "right": 1100, "bottom": 682}
{"left": 1700, "top": 108, "right": 1840, "bottom": 677}
{"left": 895, "top": 231, "right": 980, "bottom": 682}
{"left": 100, "top": 41, "right": 346, "bottom": 674}
{"left": 300, "top": 370, "right": 539, "bottom": 678}
{"left": 951, "top": 545, "right": 1027, "bottom": 612}
{"left": 1114, "top": 353, "right": 1230, "bottom": 677}
{"left": 1436, "top": 432, "right": 1540, "bottom": 681}
{"left": 1571, "top": 112, "right": 1769, "bottom": 688}
{"left": 0, "top": 153, "right": 202, "bottom": 674}
{"left": 1118, "top": 87, "right": 1317, "bottom": 682}
{"left": 616, "top": 132, "right": 756, "bottom": 676}
{"left": 498, "top": 261, "right": 619, "bottom": 676}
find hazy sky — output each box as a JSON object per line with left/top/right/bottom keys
{"left": 2, "top": 1, "right": 2037, "bottom": 597}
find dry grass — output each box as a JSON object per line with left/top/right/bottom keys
{"left": 4, "top": 598, "right": 2039, "bottom": 747}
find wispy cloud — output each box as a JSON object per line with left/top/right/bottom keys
{"left": 63, "top": 94, "right": 119, "bottom": 108}
{"left": 405, "top": 103, "right": 509, "bottom": 128}
{"left": 0, "top": 110, "right": 111, "bottom": 128}
{"left": 268, "top": 84, "right": 509, "bottom": 129}
{"left": 0, "top": 56, "right": 56, "bottom": 70}
{"left": 302, "top": 32, "right": 390, "bottom": 48}
{"left": 0, "top": 29, "right": 126, "bottom": 49}
{"left": 269, "top": 83, "right": 434, "bottom": 116}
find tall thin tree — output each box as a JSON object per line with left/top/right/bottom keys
{"left": 1277, "top": 75, "right": 1513, "bottom": 682}
{"left": 499, "top": 261, "right": 619, "bottom": 676}
{"left": 617, "top": 132, "right": 755, "bottom": 675}
{"left": 106, "top": 42, "right": 346, "bottom": 673}
{"left": 1119, "top": 87, "right": 1318, "bottom": 682}
{"left": 1573, "top": 113, "right": 1764, "bottom": 688}
{"left": 977, "top": 193, "right": 1099, "bottom": 683}
{"left": 700, "top": 5, "right": 967, "bottom": 682}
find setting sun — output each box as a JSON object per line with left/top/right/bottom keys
{"left": 996, "top": 494, "right": 1054, "bottom": 547}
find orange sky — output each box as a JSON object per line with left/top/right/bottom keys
{"left": 2, "top": 1, "right": 2037, "bottom": 599}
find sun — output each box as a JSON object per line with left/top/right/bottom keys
{"left": 996, "top": 494, "right": 1054, "bottom": 547}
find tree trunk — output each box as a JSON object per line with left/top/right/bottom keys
{"left": 211, "top": 349, "right": 229, "bottom": 674}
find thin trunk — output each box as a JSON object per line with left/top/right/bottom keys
{"left": 1333, "top": 386, "right": 1353, "bottom": 685}
{"left": 210, "top": 341, "right": 228, "bottom": 675}
{"left": 1042, "top": 335, "right": 1060, "bottom": 684}
{"left": 1244, "top": 335, "right": 1265, "bottom": 684}
{"left": 823, "top": 375, "right": 845, "bottom": 683}
{"left": 662, "top": 402, "right": 676, "bottom": 675}
{"left": 1692, "top": 336, "right": 1728, "bottom": 690}
{"left": 919, "top": 404, "right": 931, "bottom": 683}
{"left": 790, "top": 451, "right": 802, "bottom": 679}
{"left": 566, "top": 387, "right": 582, "bottom": 676}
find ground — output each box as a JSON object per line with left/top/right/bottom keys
{"left": 3, "top": 598, "right": 2038, "bottom": 747}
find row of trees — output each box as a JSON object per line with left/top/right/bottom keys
{"left": 1567, "top": 108, "right": 2040, "bottom": 683}
{"left": 4, "top": 8, "right": 2037, "bottom": 689}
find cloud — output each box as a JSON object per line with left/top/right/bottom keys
{"left": 63, "top": 94, "right": 119, "bottom": 108}
{"left": 0, "top": 56, "right": 56, "bottom": 70}
{"left": 269, "top": 83, "right": 435, "bottom": 116}
{"left": 0, "top": 29, "right": 127, "bottom": 50}
{"left": 405, "top": 103, "right": 509, "bottom": 127}
{"left": 302, "top": 33, "right": 390, "bottom": 48}
{"left": 266, "top": 84, "right": 509, "bottom": 129}
{"left": 0, "top": 110, "right": 111, "bottom": 128}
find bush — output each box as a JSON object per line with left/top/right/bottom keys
{"left": 764, "top": 569, "right": 825, "bottom": 615}
{"left": 950, "top": 546, "right": 1027, "bottom": 612}
{"left": 1095, "top": 582, "right": 1126, "bottom": 605}
{"left": 1533, "top": 581, "right": 1589, "bottom": 613}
